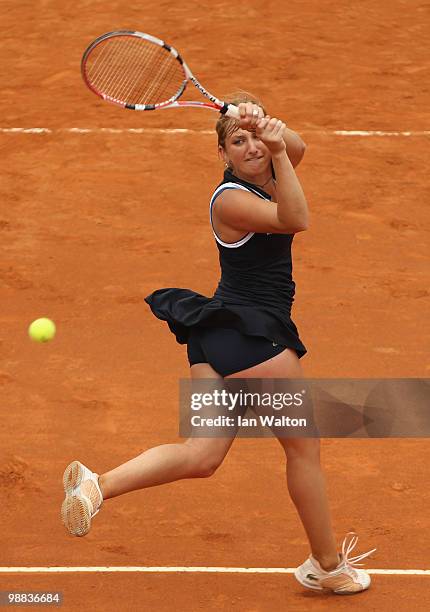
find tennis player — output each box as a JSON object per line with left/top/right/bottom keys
{"left": 61, "top": 93, "right": 375, "bottom": 595}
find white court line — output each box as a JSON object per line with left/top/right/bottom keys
{"left": 0, "top": 566, "right": 429, "bottom": 575}
{"left": 333, "top": 130, "right": 430, "bottom": 137}
{"left": 0, "top": 127, "right": 198, "bottom": 135}
{"left": 0, "top": 127, "right": 430, "bottom": 136}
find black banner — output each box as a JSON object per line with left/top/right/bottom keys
{"left": 179, "top": 378, "right": 430, "bottom": 438}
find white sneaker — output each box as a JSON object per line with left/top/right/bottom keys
{"left": 294, "top": 532, "right": 376, "bottom": 594}
{"left": 61, "top": 460, "right": 103, "bottom": 537}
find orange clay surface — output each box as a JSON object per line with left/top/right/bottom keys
{"left": 1, "top": 1, "right": 429, "bottom": 610}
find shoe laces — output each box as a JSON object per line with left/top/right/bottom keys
{"left": 340, "top": 532, "right": 377, "bottom": 569}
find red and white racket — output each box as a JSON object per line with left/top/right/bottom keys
{"left": 81, "top": 30, "right": 240, "bottom": 118}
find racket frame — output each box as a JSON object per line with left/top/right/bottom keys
{"left": 81, "top": 30, "right": 240, "bottom": 118}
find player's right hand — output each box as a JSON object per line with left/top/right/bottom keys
{"left": 236, "top": 102, "right": 265, "bottom": 130}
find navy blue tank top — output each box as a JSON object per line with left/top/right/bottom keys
{"left": 210, "top": 169, "right": 295, "bottom": 317}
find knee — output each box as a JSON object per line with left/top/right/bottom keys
{"left": 190, "top": 455, "right": 224, "bottom": 478}
{"left": 184, "top": 438, "right": 230, "bottom": 478}
{"left": 282, "top": 438, "right": 321, "bottom": 461}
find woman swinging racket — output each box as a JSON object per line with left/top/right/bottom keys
{"left": 61, "top": 93, "right": 376, "bottom": 595}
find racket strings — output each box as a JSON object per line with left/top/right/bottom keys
{"left": 109, "top": 36, "right": 158, "bottom": 101}
{"left": 119, "top": 38, "right": 167, "bottom": 103}
{"left": 93, "top": 37, "right": 135, "bottom": 98}
{"left": 101, "top": 37, "right": 145, "bottom": 102}
{"left": 89, "top": 37, "right": 127, "bottom": 88}
{"left": 85, "top": 36, "right": 185, "bottom": 105}
{"left": 87, "top": 37, "right": 147, "bottom": 101}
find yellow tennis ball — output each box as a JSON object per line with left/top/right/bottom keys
{"left": 28, "top": 318, "right": 56, "bottom": 343}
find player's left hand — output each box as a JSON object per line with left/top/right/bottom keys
{"left": 255, "top": 116, "right": 287, "bottom": 155}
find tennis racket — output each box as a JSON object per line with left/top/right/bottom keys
{"left": 81, "top": 30, "right": 240, "bottom": 118}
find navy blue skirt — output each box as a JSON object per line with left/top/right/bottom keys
{"left": 144, "top": 287, "right": 307, "bottom": 359}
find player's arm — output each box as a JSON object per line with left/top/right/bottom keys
{"left": 214, "top": 146, "right": 309, "bottom": 235}
{"left": 216, "top": 107, "right": 309, "bottom": 234}
{"left": 271, "top": 144, "right": 309, "bottom": 231}
{"left": 213, "top": 188, "right": 307, "bottom": 235}
{"left": 283, "top": 127, "right": 306, "bottom": 168}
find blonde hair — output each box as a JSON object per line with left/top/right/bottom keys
{"left": 216, "top": 90, "right": 267, "bottom": 149}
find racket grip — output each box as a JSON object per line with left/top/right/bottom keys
{"left": 223, "top": 104, "right": 240, "bottom": 119}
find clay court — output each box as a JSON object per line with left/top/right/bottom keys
{"left": 1, "top": 0, "right": 429, "bottom": 609}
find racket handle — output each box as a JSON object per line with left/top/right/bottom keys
{"left": 223, "top": 104, "right": 240, "bottom": 119}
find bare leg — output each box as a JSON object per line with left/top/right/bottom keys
{"left": 99, "top": 363, "right": 234, "bottom": 500}
{"left": 99, "top": 437, "right": 234, "bottom": 499}
{"left": 282, "top": 438, "right": 339, "bottom": 570}
{"left": 226, "top": 348, "right": 339, "bottom": 571}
